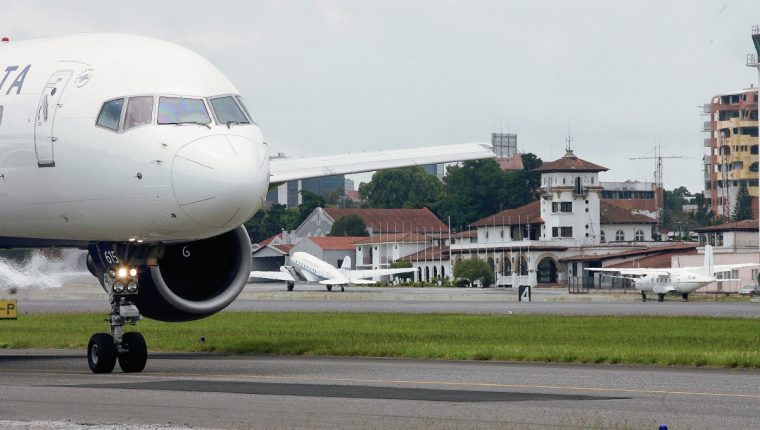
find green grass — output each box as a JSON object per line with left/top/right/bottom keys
{"left": 2, "top": 312, "right": 760, "bottom": 368}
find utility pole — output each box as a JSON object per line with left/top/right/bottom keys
{"left": 629, "top": 143, "right": 683, "bottom": 225}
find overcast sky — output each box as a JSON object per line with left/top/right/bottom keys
{"left": 3, "top": 1, "right": 759, "bottom": 192}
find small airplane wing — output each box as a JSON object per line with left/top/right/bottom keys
{"left": 269, "top": 142, "right": 495, "bottom": 183}
{"left": 349, "top": 267, "right": 417, "bottom": 281}
{"left": 584, "top": 267, "right": 672, "bottom": 276}
{"left": 653, "top": 285, "right": 677, "bottom": 294}
{"left": 713, "top": 263, "right": 760, "bottom": 272}
{"left": 318, "top": 278, "right": 352, "bottom": 285}
{"left": 249, "top": 267, "right": 296, "bottom": 282}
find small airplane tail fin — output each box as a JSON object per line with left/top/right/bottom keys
{"left": 340, "top": 256, "right": 352, "bottom": 270}
{"left": 702, "top": 245, "right": 714, "bottom": 276}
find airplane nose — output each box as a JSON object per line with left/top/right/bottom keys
{"left": 172, "top": 135, "right": 268, "bottom": 228}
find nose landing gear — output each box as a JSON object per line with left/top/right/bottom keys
{"left": 87, "top": 292, "right": 147, "bottom": 374}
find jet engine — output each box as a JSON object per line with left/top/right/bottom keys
{"left": 132, "top": 225, "right": 251, "bottom": 322}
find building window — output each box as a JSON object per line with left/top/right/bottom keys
{"left": 615, "top": 230, "right": 624, "bottom": 241}
{"left": 552, "top": 227, "right": 558, "bottom": 237}
{"left": 600, "top": 230, "right": 606, "bottom": 243}
{"left": 552, "top": 202, "right": 558, "bottom": 213}
{"left": 560, "top": 227, "right": 573, "bottom": 238}
{"left": 518, "top": 256, "right": 529, "bottom": 276}
{"left": 560, "top": 202, "right": 572, "bottom": 213}
{"left": 501, "top": 256, "right": 512, "bottom": 275}
{"left": 634, "top": 229, "right": 644, "bottom": 241}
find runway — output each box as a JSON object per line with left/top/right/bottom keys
{"left": 12, "top": 282, "right": 760, "bottom": 317}
{"left": 1, "top": 350, "right": 759, "bottom": 429}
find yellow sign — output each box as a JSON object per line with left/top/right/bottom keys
{"left": 0, "top": 300, "right": 17, "bottom": 319}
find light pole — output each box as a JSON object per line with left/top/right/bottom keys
{"left": 747, "top": 25, "right": 760, "bottom": 248}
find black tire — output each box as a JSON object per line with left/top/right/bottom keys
{"left": 326, "top": 285, "right": 333, "bottom": 292}
{"left": 340, "top": 286, "right": 345, "bottom": 292}
{"left": 657, "top": 293, "right": 665, "bottom": 302}
{"left": 287, "top": 283, "right": 294, "bottom": 292}
{"left": 118, "top": 332, "right": 147, "bottom": 373}
{"left": 88, "top": 333, "right": 117, "bottom": 374}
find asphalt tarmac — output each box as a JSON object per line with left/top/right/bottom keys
{"left": 3, "top": 283, "right": 760, "bottom": 429}
{"left": 11, "top": 282, "right": 760, "bottom": 317}
{"left": 1, "top": 350, "right": 760, "bottom": 429}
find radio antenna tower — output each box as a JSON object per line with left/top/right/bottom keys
{"left": 629, "top": 143, "right": 683, "bottom": 224}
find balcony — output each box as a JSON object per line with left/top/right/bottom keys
{"left": 704, "top": 137, "right": 713, "bottom": 147}
{"left": 748, "top": 53, "right": 759, "bottom": 67}
{"left": 702, "top": 121, "right": 714, "bottom": 132}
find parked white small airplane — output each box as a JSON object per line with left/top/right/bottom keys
{"left": 0, "top": 33, "right": 494, "bottom": 373}
{"left": 251, "top": 252, "right": 415, "bottom": 292}
{"left": 585, "top": 245, "right": 758, "bottom": 302}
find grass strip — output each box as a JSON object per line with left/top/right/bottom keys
{"left": 1, "top": 312, "right": 759, "bottom": 368}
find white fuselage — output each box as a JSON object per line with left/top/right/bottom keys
{"left": 290, "top": 252, "right": 348, "bottom": 283}
{"left": 632, "top": 272, "right": 714, "bottom": 294}
{"left": 0, "top": 34, "right": 269, "bottom": 244}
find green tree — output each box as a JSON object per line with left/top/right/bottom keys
{"left": 358, "top": 166, "right": 443, "bottom": 208}
{"left": 732, "top": 181, "right": 753, "bottom": 221}
{"left": 328, "top": 215, "right": 369, "bottom": 236}
{"left": 435, "top": 159, "right": 509, "bottom": 229}
{"left": 453, "top": 258, "right": 494, "bottom": 287}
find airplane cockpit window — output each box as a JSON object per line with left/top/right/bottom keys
{"left": 124, "top": 96, "right": 154, "bottom": 130}
{"left": 209, "top": 96, "right": 250, "bottom": 126}
{"left": 235, "top": 96, "right": 256, "bottom": 123}
{"left": 96, "top": 98, "right": 124, "bottom": 131}
{"left": 157, "top": 97, "right": 211, "bottom": 125}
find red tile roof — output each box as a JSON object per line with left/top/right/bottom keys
{"left": 323, "top": 208, "right": 448, "bottom": 233}
{"left": 307, "top": 236, "right": 364, "bottom": 250}
{"left": 533, "top": 150, "right": 608, "bottom": 173}
{"left": 692, "top": 219, "right": 759, "bottom": 233}
{"left": 353, "top": 233, "right": 428, "bottom": 245}
{"left": 470, "top": 201, "right": 542, "bottom": 227}
{"left": 607, "top": 248, "right": 699, "bottom": 269}
{"left": 560, "top": 243, "right": 698, "bottom": 262}
{"left": 600, "top": 201, "right": 657, "bottom": 224}
{"left": 272, "top": 244, "right": 294, "bottom": 253}
{"left": 401, "top": 246, "right": 450, "bottom": 262}
{"left": 258, "top": 232, "right": 285, "bottom": 246}
{"left": 603, "top": 198, "right": 658, "bottom": 214}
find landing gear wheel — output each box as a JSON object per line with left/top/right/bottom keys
{"left": 641, "top": 292, "right": 647, "bottom": 302}
{"left": 326, "top": 285, "right": 333, "bottom": 292}
{"left": 287, "top": 282, "right": 294, "bottom": 292}
{"left": 118, "top": 332, "right": 147, "bottom": 373}
{"left": 657, "top": 293, "right": 665, "bottom": 302}
{"left": 340, "top": 286, "right": 345, "bottom": 292}
{"left": 88, "top": 333, "right": 117, "bottom": 374}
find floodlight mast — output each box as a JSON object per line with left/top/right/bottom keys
{"left": 747, "top": 25, "right": 760, "bottom": 248}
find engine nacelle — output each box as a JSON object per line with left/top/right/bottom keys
{"left": 133, "top": 226, "right": 251, "bottom": 322}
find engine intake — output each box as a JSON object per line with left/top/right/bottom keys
{"left": 134, "top": 226, "right": 251, "bottom": 321}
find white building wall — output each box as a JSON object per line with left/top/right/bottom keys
{"left": 599, "top": 224, "right": 651, "bottom": 243}
{"left": 540, "top": 172, "right": 601, "bottom": 246}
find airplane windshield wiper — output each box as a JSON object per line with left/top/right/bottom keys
{"left": 166, "top": 121, "right": 211, "bottom": 129}
{"left": 225, "top": 121, "right": 247, "bottom": 129}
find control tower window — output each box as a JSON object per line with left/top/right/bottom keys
{"left": 210, "top": 96, "right": 250, "bottom": 126}
{"left": 157, "top": 97, "right": 211, "bottom": 125}
{"left": 124, "top": 96, "right": 154, "bottom": 130}
{"left": 96, "top": 98, "right": 124, "bottom": 131}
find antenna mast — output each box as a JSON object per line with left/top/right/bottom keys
{"left": 629, "top": 143, "right": 683, "bottom": 225}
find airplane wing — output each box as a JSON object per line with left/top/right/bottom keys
{"left": 269, "top": 142, "right": 495, "bottom": 183}
{"left": 249, "top": 268, "right": 296, "bottom": 282}
{"left": 584, "top": 267, "right": 672, "bottom": 276}
{"left": 714, "top": 263, "right": 760, "bottom": 272}
{"left": 349, "top": 267, "right": 417, "bottom": 281}
{"left": 318, "top": 278, "right": 352, "bottom": 285}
